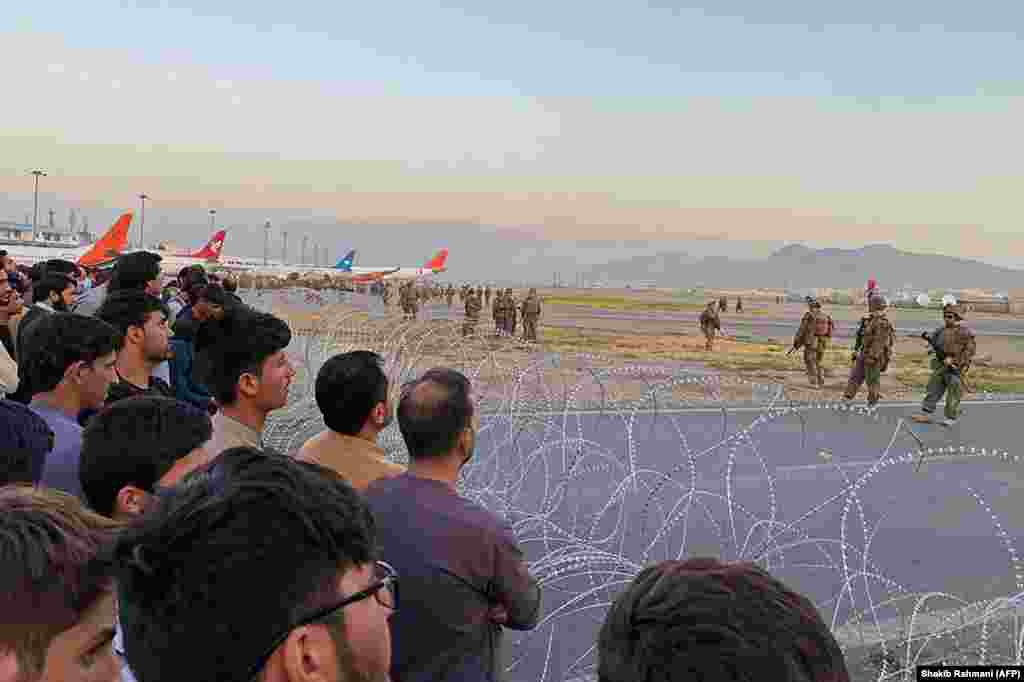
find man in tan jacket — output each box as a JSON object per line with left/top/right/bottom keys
{"left": 298, "top": 350, "right": 405, "bottom": 491}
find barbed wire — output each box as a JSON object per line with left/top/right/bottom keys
{"left": 243, "top": 288, "right": 1024, "bottom": 682}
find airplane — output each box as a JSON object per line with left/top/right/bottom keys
{"left": 137, "top": 230, "right": 229, "bottom": 275}
{"left": 211, "top": 247, "right": 446, "bottom": 283}
{"left": 1, "top": 212, "right": 133, "bottom": 269}
{"left": 353, "top": 248, "right": 448, "bottom": 281}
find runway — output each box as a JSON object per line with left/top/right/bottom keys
{"left": 468, "top": 400, "right": 1024, "bottom": 681}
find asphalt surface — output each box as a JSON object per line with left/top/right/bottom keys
{"left": 469, "top": 401, "right": 1024, "bottom": 681}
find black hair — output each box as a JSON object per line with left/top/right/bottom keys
{"left": 195, "top": 282, "right": 230, "bottom": 308}
{"left": 0, "top": 400, "right": 54, "bottom": 485}
{"left": 397, "top": 367, "right": 474, "bottom": 459}
{"left": 95, "top": 289, "right": 169, "bottom": 342}
{"left": 112, "top": 448, "right": 376, "bottom": 682}
{"left": 43, "top": 259, "right": 78, "bottom": 276}
{"left": 316, "top": 351, "right": 388, "bottom": 436}
{"left": 28, "top": 262, "right": 48, "bottom": 283}
{"left": 221, "top": 275, "right": 238, "bottom": 293}
{"left": 80, "top": 397, "right": 213, "bottom": 516}
{"left": 109, "top": 252, "right": 162, "bottom": 292}
{"left": 193, "top": 308, "right": 291, "bottom": 406}
{"left": 21, "top": 313, "right": 121, "bottom": 395}
{"left": 32, "top": 274, "right": 74, "bottom": 307}
{"left": 597, "top": 557, "right": 850, "bottom": 682}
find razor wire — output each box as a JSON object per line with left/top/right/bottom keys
{"left": 244, "top": 288, "right": 1024, "bottom": 682}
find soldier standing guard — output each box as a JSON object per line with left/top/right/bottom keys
{"left": 699, "top": 302, "right": 721, "bottom": 351}
{"left": 462, "top": 288, "right": 481, "bottom": 337}
{"left": 791, "top": 297, "right": 833, "bottom": 388}
{"left": 520, "top": 289, "right": 541, "bottom": 342}
{"left": 718, "top": 296, "right": 728, "bottom": 313}
{"left": 912, "top": 303, "right": 975, "bottom": 426}
{"left": 484, "top": 285, "right": 491, "bottom": 307}
{"left": 843, "top": 295, "right": 894, "bottom": 407}
{"left": 504, "top": 288, "right": 518, "bottom": 337}
{"left": 736, "top": 297, "right": 743, "bottom": 313}
{"left": 445, "top": 284, "right": 455, "bottom": 308}
{"left": 492, "top": 288, "right": 506, "bottom": 336}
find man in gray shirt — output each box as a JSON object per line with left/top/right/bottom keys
{"left": 364, "top": 368, "right": 541, "bottom": 682}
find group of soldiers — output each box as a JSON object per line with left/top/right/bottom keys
{"left": 699, "top": 292, "right": 976, "bottom": 424}
{"left": 381, "top": 280, "right": 544, "bottom": 343}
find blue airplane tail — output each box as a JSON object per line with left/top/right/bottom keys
{"left": 334, "top": 249, "right": 356, "bottom": 271}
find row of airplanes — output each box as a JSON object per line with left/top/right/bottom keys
{"left": 12, "top": 212, "right": 449, "bottom": 283}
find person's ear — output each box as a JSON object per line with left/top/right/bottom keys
{"left": 238, "top": 373, "right": 260, "bottom": 399}
{"left": 280, "top": 625, "right": 336, "bottom": 682}
{"left": 114, "top": 485, "right": 149, "bottom": 517}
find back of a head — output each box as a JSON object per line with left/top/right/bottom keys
{"left": 598, "top": 557, "right": 849, "bottom": 682}
{"left": 0, "top": 486, "right": 119, "bottom": 678}
{"left": 43, "top": 259, "right": 77, "bottom": 277}
{"left": 316, "top": 351, "right": 388, "bottom": 435}
{"left": 193, "top": 307, "right": 290, "bottom": 406}
{"left": 109, "top": 252, "right": 161, "bottom": 292}
{"left": 21, "top": 313, "right": 121, "bottom": 396}
{"left": 112, "top": 448, "right": 376, "bottom": 682}
{"left": 0, "top": 400, "right": 54, "bottom": 485}
{"left": 80, "top": 396, "right": 213, "bottom": 516}
{"left": 397, "top": 367, "right": 473, "bottom": 460}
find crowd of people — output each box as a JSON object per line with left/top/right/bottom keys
{"left": 1, "top": 248, "right": 854, "bottom": 682}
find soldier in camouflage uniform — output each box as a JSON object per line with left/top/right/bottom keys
{"left": 492, "top": 288, "right": 506, "bottom": 336}
{"left": 462, "top": 288, "right": 481, "bottom": 337}
{"left": 718, "top": 296, "right": 728, "bottom": 313}
{"left": 484, "top": 286, "right": 491, "bottom": 307}
{"left": 520, "top": 288, "right": 542, "bottom": 342}
{"left": 445, "top": 284, "right": 455, "bottom": 308}
{"left": 912, "top": 303, "right": 976, "bottom": 425}
{"left": 843, "top": 295, "right": 894, "bottom": 406}
{"left": 791, "top": 297, "right": 833, "bottom": 388}
{"left": 504, "top": 288, "right": 518, "bottom": 336}
{"left": 735, "top": 297, "right": 743, "bottom": 313}
{"left": 402, "top": 282, "right": 419, "bottom": 321}
{"left": 699, "top": 302, "right": 721, "bottom": 351}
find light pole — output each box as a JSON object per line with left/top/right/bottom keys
{"left": 209, "top": 209, "right": 216, "bottom": 232}
{"left": 30, "top": 170, "right": 47, "bottom": 237}
{"left": 263, "top": 220, "right": 271, "bottom": 266}
{"left": 301, "top": 235, "right": 308, "bottom": 265}
{"left": 282, "top": 231, "right": 288, "bottom": 265}
{"left": 138, "top": 194, "right": 149, "bottom": 248}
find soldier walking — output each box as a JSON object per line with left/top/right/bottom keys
{"left": 484, "top": 285, "right": 491, "bottom": 307}
{"left": 463, "top": 288, "right": 481, "bottom": 337}
{"left": 521, "top": 288, "right": 542, "bottom": 342}
{"left": 843, "top": 295, "right": 894, "bottom": 407}
{"left": 912, "top": 303, "right": 975, "bottom": 426}
{"left": 445, "top": 284, "right": 455, "bottom": 308}
{"left": 718, "top": 296, "right": 728, "bottom": 313}
{"left": 699, "top": 302, "right": 721, "bottom": 351}
{"left": 736, "top": 297, "right": 743, "bottom": 313}
{"left": 791, "top": 297, "right": 833, "bottom": 388}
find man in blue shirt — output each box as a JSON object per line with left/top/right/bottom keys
{"left": 22, "top": 313, "right": 119, "bottom": 499}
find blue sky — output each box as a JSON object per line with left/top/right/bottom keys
{"left": 3, "top": 1, "right": 1023, "bottom": 271}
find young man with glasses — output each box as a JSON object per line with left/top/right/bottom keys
{"left": 912, "top": 303, "right": 976, "bottom": 426}
{"left": 111, "top": 447, "right": 394, "bottom": 682}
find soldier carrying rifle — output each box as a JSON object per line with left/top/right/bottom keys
{"left": 911, "top": 303, "right": 975, "bottom": 426}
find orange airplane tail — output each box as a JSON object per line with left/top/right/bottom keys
{"left": 77, "top": 213, "right": 132, "bottom": 268}
{"left": 425, "top": 248, "right": 448, "bottom": 271}
{"left": 191, "top": 230, "right": 227, "bottom": 260}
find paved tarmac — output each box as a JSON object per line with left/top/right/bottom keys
{"left": 470, "top": 400, "right": 1024, "bottom": 681}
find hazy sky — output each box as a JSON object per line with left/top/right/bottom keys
{"left": 3, "top": 1, "right": 1023, "bottom": 273}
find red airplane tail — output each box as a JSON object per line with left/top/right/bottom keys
{"left": 190, "top": 230, "right": 227, "bottom": 260}
{"left": 424, "top": 248, "right": 448, "bottom": 271}
{"left": 77, "top": 213, "right": 132, "bottom": 268}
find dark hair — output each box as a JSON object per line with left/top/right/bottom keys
{"left": 221, "top": 275, "right": 237, "bottom": 293}
{"left": 21, "top": 313, "right": 121, "bottom": 395}
{"left": 109, "top": 252, "right": 162, "bottom": 292}
{"left": 80, "top": 397, "right": 213, "bottom": 516}
{"left": 193, "top": 308, "right": 291, "bottom": 405}
{"left": 0, "top": 486, "right": 119, "bottom": 676}
{"left": 28, "top": 262, "right": 48, "bottom": 283}
{"left": 95, "top": 289, "right": 169, "bottom": 342}
{"left": 44, "top": 259, "right": 78, "bottom": 276}
{"left": 0, "top": 400, "right": 54, "bottom": 485}
{"left": 397, "top": 367, "right": 474, "bottom": 459}
{"left": 179, "top": 267, "right": 208, "bottom": 300}
{"left": 597, "top": 558, "right": 850, "bottom": 682}
{"left": 32, "top": 273, "right": 74, "bottom": 306}
{"left": 196, "top": 282, "right": 229, "bottom": 307}
{"left": 316, "top": 351, "right": 388, "bottom": 436}
{"left": 112, "top": 448, "right": 376, "bottom": 682}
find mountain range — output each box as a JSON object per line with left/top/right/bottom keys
{"left": 584, "top": 244, "right": 1024, "bottom": 292}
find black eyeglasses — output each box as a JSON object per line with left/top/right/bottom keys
{"left": 240, "top": 561, "right": 398, "bottom": 681}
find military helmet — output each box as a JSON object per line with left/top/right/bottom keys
{"left": 943, "top": 303, "right": 964, "bottom": 320}
{"left": 868, "top": 295, "right": 887, "bottom": 312}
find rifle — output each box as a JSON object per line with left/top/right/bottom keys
{"left": 916, "top": 331, "right": 973, "bottom": 393}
